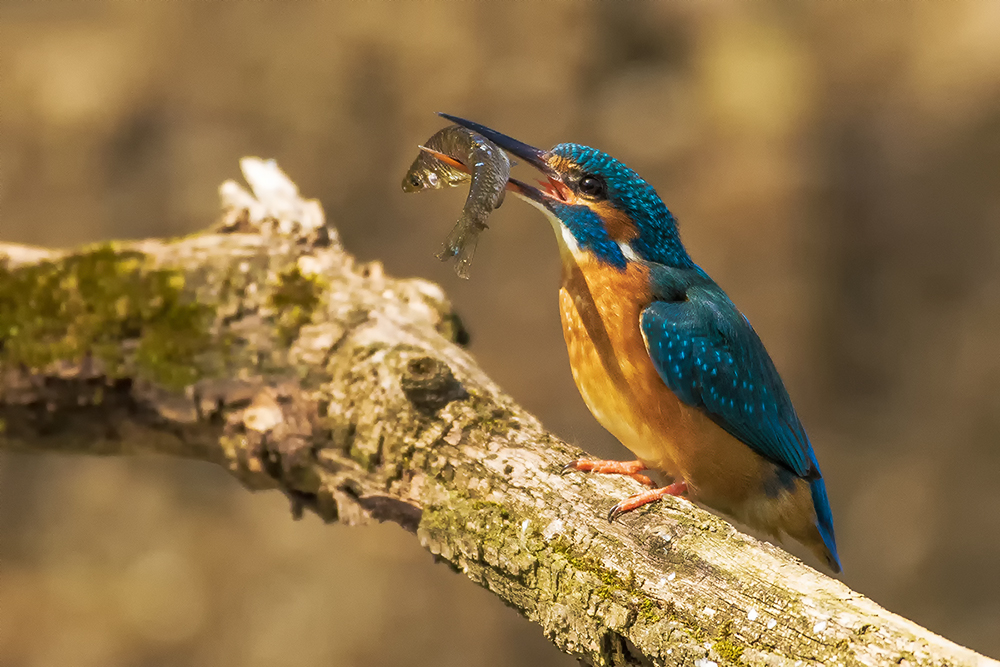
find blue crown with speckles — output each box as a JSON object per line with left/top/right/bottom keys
{"left": 548, "top": 144, "right": 694, "bottom": 270}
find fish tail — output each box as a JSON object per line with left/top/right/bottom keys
{"left": 452, "top": 231, "right": 481, "bottom": 279}
{"left": 437, "top": 212, "right": 488, "bottom": 278}
{"left": 435, "top": 219, "right": 468, "bottom": 261}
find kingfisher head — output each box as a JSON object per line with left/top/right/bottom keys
{"left": 440, "top": 113, "right": 694, "bottom": 271}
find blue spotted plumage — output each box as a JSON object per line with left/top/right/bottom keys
{"left": 639, "top": 272, "right": 839, "bottom": 568}
{"left": 438, "top": 114, "right": 841, "bottom": 573}
{"left": 641, "top": 275, "right": 817, "bottom": 479}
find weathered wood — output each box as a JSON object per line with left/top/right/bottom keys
{"left": 0, "top": 159, "right": 993, "bottom": 667}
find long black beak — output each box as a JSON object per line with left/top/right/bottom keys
{"left": 438, "top": 113, "right": 567, "bottom": 206}
{"left": 438, "top": 113, "right": 555, "bottom": 176}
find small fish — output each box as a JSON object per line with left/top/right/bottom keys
{"left": 402, "top": 125, "right": 512, "bottom": 278}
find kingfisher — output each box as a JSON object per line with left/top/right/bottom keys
{"left": 439, "top": 114, "right": 841, "bottom": 573}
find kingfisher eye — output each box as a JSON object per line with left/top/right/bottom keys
{"left": 578, "top": 175, "right": 607, "bottom": 199}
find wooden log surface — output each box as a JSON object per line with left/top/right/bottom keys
{"left": 0, "top": 159, "right": 994, "bottom": 667}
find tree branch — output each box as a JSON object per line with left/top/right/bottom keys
{"left": 0, "top": 159, "right": 994, "bottom": 667}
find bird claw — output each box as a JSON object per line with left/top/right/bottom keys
{"left": 561, "top": 458, "right": 656, "bottom": 487}
{"left": 606, "top": 481, "right": 689, "bottom": 523}
{"left": 632, "top": 473, "right": 656, "bottom": 487}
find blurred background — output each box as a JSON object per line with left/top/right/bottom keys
{"left": 2, "top": 2, "right": 999, "bottom": 665}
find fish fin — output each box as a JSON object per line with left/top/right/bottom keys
{"left": 436, "top": 214, "right": 486, "bottom": 279}
{"left": 418, "top": 146, "right": 469, "bottom": 173}
{"left": 435, "top": 219, "right": 466, "bottom": 261}
{"left": 452, "top": 231, "right": 480, "bottom": 279}
{"left": 435, "top": 242, "right": 458, "bottom": 261}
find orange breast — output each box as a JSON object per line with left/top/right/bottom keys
{"left": 558, "top": 250, "right": 770, "bottom": 510}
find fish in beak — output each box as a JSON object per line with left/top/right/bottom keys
{"left": 438, "top": 113, "right": 572, "bottom": 209}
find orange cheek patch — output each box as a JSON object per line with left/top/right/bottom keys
{"left": 547, "top": 155, "right": 576, "bottom": 174}
{"left": 591, "top": 202, "right": 639, "bottom": 241}
{"left": 542, "top": 155, "right": 638, "bottom": 242}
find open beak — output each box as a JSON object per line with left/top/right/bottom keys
{"left": 438, "top": 113, "right": 571, "bottom": 208}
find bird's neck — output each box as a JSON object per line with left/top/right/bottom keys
{"left": 549, "top": 217, "right": 697, "bottom": 280}
{"left": 629, "top": 209, "right": 695, "bottom": 270}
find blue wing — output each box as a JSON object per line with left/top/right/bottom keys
{"left": 640, "top": 288, "right": 819, "bottom": 479}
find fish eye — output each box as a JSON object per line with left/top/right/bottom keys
{"left": 409, "top": 174, "right": 423, "bottom": 187}
{"left": 578, "top": 175, "right": 607, "bottom": 200}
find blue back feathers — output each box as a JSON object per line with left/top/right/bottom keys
{"left": 639, "top": 278, "right": 840, "bottom": 570}
{"left": 640, "top": 283, "right": 819, "bottom": 480}
{"left": 549, "top": 144, "right": 695, "bottom": 270}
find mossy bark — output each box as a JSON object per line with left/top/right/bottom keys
{"left": 0, "top": 160, "right": 994, "bottom": 667}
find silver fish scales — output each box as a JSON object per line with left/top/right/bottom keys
{"left": 402, "top": 125, "right": 512, "bottom": 278}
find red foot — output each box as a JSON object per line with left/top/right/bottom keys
{"left": 607, "top": 481, "right": 688, "bottom": 522}
{"left": 562, "top": 458, "right": 655, "bottom": 487}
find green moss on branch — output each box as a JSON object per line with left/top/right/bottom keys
{"left": 269, "top": 266, "right": 324, "bottom": 345}
{"left": 0, "top": 244, "right": 213, "bottom": 390}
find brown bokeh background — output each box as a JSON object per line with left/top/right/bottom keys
{"left": 2, "top": 3, "right": 999, "bottom": 665}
